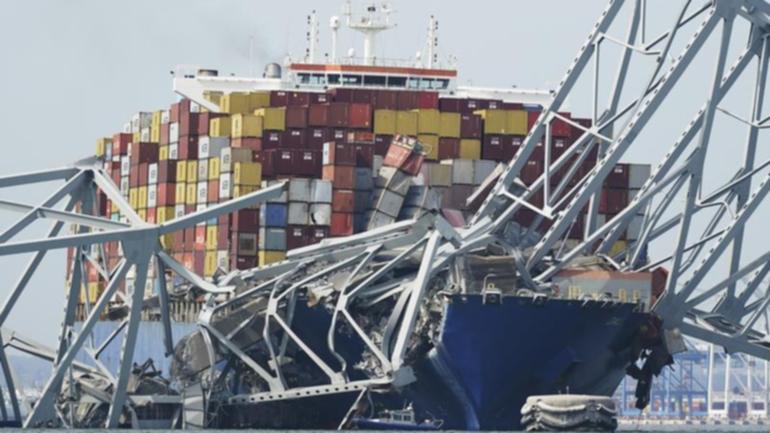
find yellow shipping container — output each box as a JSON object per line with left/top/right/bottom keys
{"left": 156, "top": 206, "right": 174, "bottom": 224}
{"left": 138, "top": 209, "right": 147, "bottom": 221}
{"left": 159, "top": 145, "right": 169, "bottom": 161}
{"left": 203, "top": 90, "right": 223, "bottom": 106}
{"left": 609, "top": 241, "right": 627, "bottom": 258}
{"left": 477, "top": 109, "right": 509, "bottom": 134}
{"left": 138, "top": 186, "right": 148, "bottom": 209}
{"left": 187, "top": 160, "right": 198, "bottom": 184}
{"left": 418, "top": 134, "right": 439, "bottom": 160}
{"left": 186, "top": 183, "right": 197, "bottom": 205}
{"left": 416, "top": 109, "right": 441, "bottom": 135}
{"left": 151, "top": 125, "right": 160, "bottom": 143}
{"left": 204, "top": 251, "right": 218, "bottom": 277}
{"left": 111, "top": 201, "right": 119, "bottom": 214}
{"left": 374, "top": 110, "right": 397, "bottom": 135}
{"left": 206, "top": 226, "right": 218, "bottom": 251}
{"left": 459, "top": 139, "right": 481, "bottom": 160}
{"left": 160, "top": 233, "right": 174, "bottom": 250}
{"left": 507, "top": 110, "right": 528, "bottom": 135}
{"left": 233, "top": 185, "right": 258, "bottom": 199}
{"left": 439, "top": 112, "right": 461, "bottom": 138}
{"left": 132, "top": 131, "right": 140, "bottom": 143}
{"left": 396, "top": 110, "right": 418, "bottom": 136}
{"left": 249, "top": 92, "right": 271, "bottom": 110}
{"left": 129, "top": 189, "right": 138, "bottom": 210}
{"left": 175, "top": 183, "right": 186, "bottom": 205}
{"left": 176, "top": 160, "right": 187, "bottom": 183}
{"left": 221, "top": 92, "right": 251, "bottom": 114}
{"left": 151, "top": 111, "right": 162, "bottom": 130}
{"left": 209, "top": 157, "right": 221, "bottom": 180}
{"left": 254, "top": 107, "right": 286, "bottom": 131}
{"left": 95, "top": 137, "right": 111, "bottom": 157}
{"left": 210, "top": 117, "right": 232, "bottom": 137}
{"left": 231, "top": 114, "right": 264, "bottom": 138}
{"left": 233, "top": 162, "right": 262, "bottom": 186}
{"left": 85, "top": 282, "right": 102, "bottom": 304}
{"left": 259, "top": 250, "right": 286, "bottom": 266}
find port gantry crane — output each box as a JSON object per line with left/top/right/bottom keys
{"left": 0, "top": 0, "right": 770, "bottom": 428}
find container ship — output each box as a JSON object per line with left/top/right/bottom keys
{"left": 61, "top": 3, "right": 666, "bottom": 430}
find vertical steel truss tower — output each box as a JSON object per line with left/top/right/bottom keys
{"left": 1, "top": 0, "right": 770, "bottom": 428}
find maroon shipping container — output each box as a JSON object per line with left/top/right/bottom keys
{"left": 310, "top": 92, "right": 331, "bottom": 104}
{"left": 374, "top": 135, "right": 393, "bottom": 156}
{"left": 288, "top": 91, "right": 310, "bottom": 106}
{"left": 348, "top": 130, "right": 375, "bottom": 143}
{"left": 383, "top": 144, "right": 411, "bottom": 168}
{"left": 438, "top": 138, "right": 459, "bottom": 159}
{"left": 262, "top": 131, "right": 282, "bottom": 150}
{"left": 551, "top": 136, "right": 573, "bottom": 158}
{"left": 330, "top": 212, "right": 354, "bottom": 236}
{"left": 351, "top": 89, "right": 374, "bottom": 104}
{"left": 172, "top": 230, "right": 185, "bottom": 250}
{"left": 322, "top": 165, "right": 356, "bottom": 189}
{"left": 552, "top": 112, "right": 573, "bottom": 137}
{"left": 308, "top": 104, "right": 330, "bottom": 127}
{"left": 232, "top": 137, "right": 262, "bottom": 151}
{"left": 349, "top": 103, "right": 372, "bottom": 129}
{"left": 461, "top": 98, "right": 486, "bottom": 113}
{"left": 438, "top": 98, "right": 462, "bottom": 113}
{"left": 331, "top": 128, "right": 349, "bottom": 143}
{"left": 600, "top": 188, "right": 628, "bottom": 214}
{"left": 158, "top": 160, "right": 177, "bottom": 183}
{"left": 501, "top": 102, "right": 524, "bottom": 110}
{"left": 460, "top": 114, "right": 482, "bottom": 138}
{"left": 397, "top": 91, "right": 419, "bottom": 110}
{"left": 306, "top": 226, "right": 329, "bottom": 244}
{"left": 331, "top": 88, "right": 353, "bottom": 103}
{"left": 332, "top": 189, "right": 355, "bottom": 213}
{"left": 138, "top": 163, "right": 148, "bottom": 186}
{"left": 130, "top": 142, "right": 159, "bottom": 165}
{"left": 179, "top": 113, "right": 199, "bottom": 137}
{"left": 307, "top": 128, "right": 329, "bottom": 150}
{"left": 275, "top": 150, "right": 294, "bottom": 175}
{"left": 482, "top": 135, "right": 506, "bottom": 161}
{"left": 521, "top": 159, "right": 543, "bottom": 183}
{"left": 294, "top": 150, "right": 322, "bottom": 177}
{"left": 198, "top": 112, "right": 226, "bottom": 136}
{"left": 217, "top": 223, "right": 229, "bottom": 249}
{"left": 354, "top": 143, "right": 374, "bottom": 167}
{"left": 178, "top": 136, "right": 199, "bottom": 160}
{"left": 193, "top": 251, "right": 205, "bottom": 274}
{"left": 323, "top": 142, "right": 356, "bottom": 166}
{"left": 486, "top": 99, "right": 504, "bottom": 110}
{"left": 401, "top": 152, "right": 424, "bottom": 176}
{"left": 208, "top": 179, "right": 219, "bottom": 203}
{"left": 183, "top": 227, "right": 195, "bottom": 251}
{"left": 232, "top": 255, "right": 257, "bottom": 270}
{"left": 256, "top": 150, "right": 275, "bottom": 177}
{"left": 286, "top": 226, "right": 305, "bottom": 250}
{"left": 157, "top": 183, "right": 175, "bottom": 206}
{"left": 328, "top": 103, "right": 350, "bottom": 127}
{"left": 231, "top": 209, "right": 259, "bottom": 233}
{"left": 373, "top": 90, "right": 398, "bottom": 109}
{"left": 285, "top": 106, "right": 308, "bottom": 128}
{"left": 111, "top": 169, "right": 120, "bottom": 186}
{"left": 606, "top": 163, "right": 630, "bottom": 188}
{"left": 270, "top": 91, "right": 289, "bottom": 106}
{"left": 160, "top": 123, "right": 169, "bottom": 145}
{"left": 527, "top": 110, "right": 542, "bottom": 131}
{"left": 170, "top": 102, "right": 180, "bottom": 123}
{"left": 417, "top": 92, "right": 439, "bottom": 109}
{"left": 112, "top": 133, "right": 132, "bottom": 155}
{"left": 178, "top": 99, "right": 196, "bottom": 116}
{"left": 508, "top": 136, "right": 524, "bottom": 160}
{"left": 129, "top": 166, "right": 139, "bottom": 188}
{"left": 282, "top": 129, "right": 306, "bottom": 148}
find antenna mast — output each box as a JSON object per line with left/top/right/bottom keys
{"left": 306, "top": 10, "right": 320, "bottom": 63}
{"left": 426, "top": 15, "right": 438, "bottom": 69}
{"left": 344, "top": 1, "right": 394, "bottom": 66}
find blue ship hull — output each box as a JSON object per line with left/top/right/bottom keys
{"left": 81, "top": 294, "right": 647, "bottom": 430}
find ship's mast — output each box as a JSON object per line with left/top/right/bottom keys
{"left": 343, "top": 1, "right": 394, "bottom": 66}
{"left": 305, "top": 10, "right": 320, "bottom": 63}
{"left": 426, "top": 15, "right": 438, "bottom": 69}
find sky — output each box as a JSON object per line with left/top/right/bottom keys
{"left": 0, "top": 0, "right": 767, "bottom": 352}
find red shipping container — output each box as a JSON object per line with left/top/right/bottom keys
{"left": 178, "top": 99, "right": 196, "bottom": 116}
{"left": 552, "top": 112, "right": 573, "bottom": 137}
{"left": 160, "top": 123, "right": 170, "bottom": 145}
{"left": 330, "top": 212, "right": 354, "bottom": 236}
{"left": 158, "top": 160, "right": 177, "bottom": 183}
{"left": 354, "top": 143, "right": 374, "bottom": 167}
{"left": 373, "top": 90, "right": 398, "bottom": 109}
{"left": 332, "top": 189, "right": 355, "bottom": 212}
{"left": 208, "top": 179, "right": 219, "bottom": 203}
{"left": 270, "top": 91, "right": 288, "bottom": 106}
{"left": 417, "top": 92, "right": 439, "bottom": 109}
{"left": 179, "top": 113, "right": 199, "bottom": 137}
{"left": 328, "top": 103, "right": 350, "bottom": 127}
{"left": 527, "top": 110, "right": 542, "bottom": 131}
{"left": 348, "top": 131, "right": 375, "bottom": 143}
{"left": 322, "top": 165, "right": 356, "bottom": 189}
{"left": 197, "top": 112, "right": 224, "bottom": 136}
{"left": 323, "top": 142, "right": 356, "bottom": 166}
{"left": 178, "top": 136, "right": 199, "bottom": 159}
{"left": 157, "top": 183, "right": 176, "bottom": 206}
{"left": 397, "top": 91, "right": 418, "bottom": 110}
{"left": 383, "top": 143, "right": 412, "bottom": 168}
{"left": 282, "top": 129, "right": 306, "bottom": 148}
{"left": 286, "top": 225, "right": 309, "bottom": 250}
{"left": 217, "top": 223, "right": 229, "bottom": 249}
{"left": 331, "top": 88, "right": 353, "bottom": 103}
{"left": 308, "top": 104, "right": 330, "bottom": 126}
{"left": 146, "top": 208, "right": 156, "bottom": 224}
{"left": 310, "top": 92, "right": 331, "bottom": 104}
{"left": 294, "top": 150, "right": 322, "bottom": 177}
{"left": 231, "top": 209, "right": 259, "bottom": 233}
{"left": 275, "top": 150, "right": 294, "bottom": 175}
{"left": 111, "top": 169, "right": 121, "bottom": 186}
{"left": 262, "top": 131, "right": 282, "bottom": 150}
{"left": 130, "top": 142, "right": 159, "bottom": 165}
{"left": 349, "top": 103, "right": 372, "bottom": 129}
{"left": 460, "top": 114, "right": 482, "bottom": 138}
{"left": 194, "top": 226, "right": 206, "bottom": 251}
{"left": 606, "top": 163, "right": 630, "bottom": 188}
{"left": 172, "top": 231, "right": 184, "bottom": 250}
{"left": 138, "top": 163, "right": 148, "bottom": 186}
{"left": 288, "top": 91, "right": 310, "bottom": 106}
{"left": 374, "top": 135, "right": 393, "bottom": 155}
{"left": 232, "top": 137, "right": 262, "bottom": 151}
{"left": 285, "top": 106, "right": 308, "bottom": 128}
{"left": 193, "top": 251, "right": 205, "bottom": 274}
{"left": 438, "top": 138, "right": 459, "bottom": 159}
{"left": 183, "top": 227, "right": 195, "bottom": 251}
{"left": 113, "top": 133, "right": 132, "bottom": 155}
{"left": 401, "top": 152, "right": 424, "bottom": 176}
{"left": 170, "top": 102, "right": 180, "bottom": 123}
{"left": 482, "top": 135, "right": 506, "bottom": 161}
{"left": 307, "top": 128, "right": 330, "bottom": 150}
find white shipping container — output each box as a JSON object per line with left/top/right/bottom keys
{"left": 120, "top": 177, "right": 129, "bottom": 195}
{"left": 309, "top": 203, "right": 332, "bottom": 226}
{"left": 288, "top": 179, "right": 311, "bottom": 203}
{"left": 147, "top": 184, "right": 157, "bottom": 208}
{"left": 169, "top": 123, "right": 179, "bottom": 143}
{"left": 120, "top": 156, "right": 130, "bottom": 176}
{"left": 168, "top": 143, "right": 178, "bottom": 160}
{"left": 131, "top": 112, "right": 152, "bottom": 132}
{"left": 219, "top": 173, "right": 232, "bottom": 199}
{"left": 198, "top": 159, "right": 209, "bottom": 181}
{"left": 373, "top": 155, "right": 384, "bottom": 176}
{"left": 367, "top": 210, "right": 396, "bottom": 230}
{"left": 216, "top": 250, "right": 229, "bottom": 271}
{"left": 376, "top": 188, "right": 405, "bottom": 218}
{"left": 627, "top": 214, "right": 645, "bottom": 240}
{"left": 197, "top": 181, "right": 208, "bottom": 204}
{"left": 161, "top": 110, "right": 170, "bottom": 124}
{"left": 287, "top": 202, "right": 309, "bottom": 225}
{"left": 198, "top": 137, "right": 211, "bottom": 159}
{"left": 148, "top": 163, "right": 158, "bottom": 184}
{"left": 447, "top": 159, "right": 475, "bottom": 185}
{"left": 629, "top": 164, "right": 651, "bottom": 189}
{"left": 473, "top": 160, "right": 497, "bottom": 185}
{"left": 310, "top": 179, "right": 332, "bottom": 203}
{"left": 174, "top": 204, "right": 186, "bottom": 219}
{"left": 140, "top": 127, "right": 151, "bottom": 142}
{"left": 264, "top": 180, "right": 288, "bottom": 203}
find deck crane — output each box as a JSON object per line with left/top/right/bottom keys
{"left": 0, "top": 0, "right": 770, "bottom": 428}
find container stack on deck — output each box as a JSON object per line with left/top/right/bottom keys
{"left": 77, "top": 89, "right": 650, "bottom": 305}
